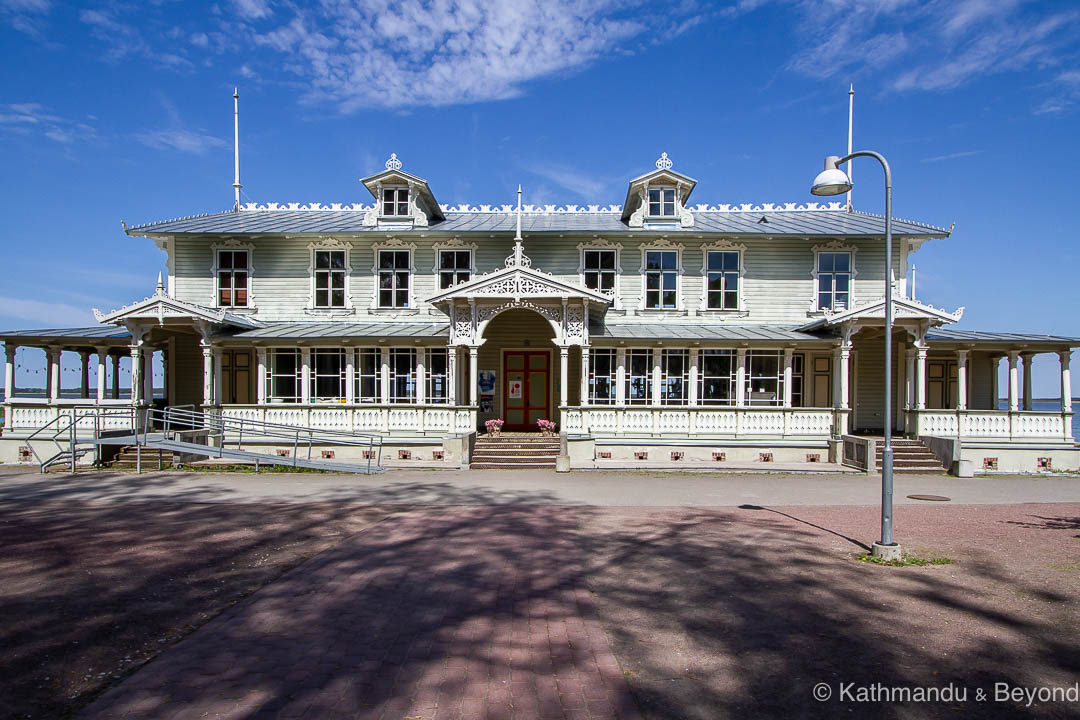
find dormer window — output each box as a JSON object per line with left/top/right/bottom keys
{"left": 382, "top": 187, "right": 409, "bottom": 217}
{"left": 648, "top": 187, "right": 676, "bottom": 217}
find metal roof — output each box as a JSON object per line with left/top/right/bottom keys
{"left": 0, "top": 325, "right": 132, "bottom": 343}
{"left": 591, "top": 324, "right": 832, "bottom": 342}
{"left": 127, "top": 207, "right": 949, "bottom": 238}
{"left": 927, "top": 328, "right": 1080, "bottom": 346}
{"left": 222, "top": 322, "right": 450, "bottom": 341}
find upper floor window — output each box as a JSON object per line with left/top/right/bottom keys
{"left": 706, "top": 251, "right": 740, "bottom": 310}
{"left": 378, "top": 250, "right": 411, "bottom": 308}
{"left": 584, "top": 250, "right": 616, "bottom": 296}
{"left": 644, "top": 250, "right": 678, "bottom": 309}
{"left": 817, "top": 251, "right": 851, "bottom": 311}
{"left": 648, "top": 187, "right": 676, "bottom": 217}
{"left": 588, "top": 349, "right": 617, "bottom": 405}
{"left": 217, "top": 250, "right": 248, "bottom": 307}
{"left": 439, "top": 250, "right": 472, "bottom": 289}
{"left": 313, "top": 250, "right": 346, "bottom": 308}
{"left": 382, "top": 187, "right": 409, "bottom": 217}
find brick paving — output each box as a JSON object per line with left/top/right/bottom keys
{"left": 80, "top": 507, "right": 641, "bottom": 720}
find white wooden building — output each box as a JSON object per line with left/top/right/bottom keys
{"left": 1, "top": 153, "right": 1077, "bottom": 471}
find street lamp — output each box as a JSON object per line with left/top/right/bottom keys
{"left": 811, "top": 151, "right": 901, "bottom": 561}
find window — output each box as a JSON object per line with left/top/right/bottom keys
{"left": 378, "top": 250, "right": 411, "bottom": 308}
{"left": 584, "top": 250, "right": 616, "bottom": 296}
{"left": 382, "top": 187, "right": 409, "bottom": 216}
{"left": 791, "top": 354, "right": 805, "bottom": 407}
{"left": 626, "top": 349, "right": 653, "bottom": 405}
{"left": 389, "top": 348, "right": 416, "bottom": 403}
{"left": 746, "top": 350, "right": 784, "bottom": 406}
{"left": 817, "top": 252, "right": 851, "bottom": 311}
{"left": 310, "top": 348, "right": 347, "bottom": 402}
{"left": 589, "top": 349, "right": 617, "bottom": 405}
{"left": 217, "top": 250, "right": 248, "bottom": 307}
{"left": 699, "top": 349, "right": 736, "bottom": 405}
{"left": 426, "top": 348, "right": 449, "bottom": 403}
{"left": 355, "top": 348, "right": 379, "bottom": 403}
{"left": 267, "top": 349, "right": 301, "bottom": 403}
{"left": 439, "top": 250, "right": 471, "bottom": 289}
{"left": 647, "top": 187, "right": 676, "bottom": 217}
{"left": 313, "top": 250, "right": 346, "bottom": 308}
{"left": 706, "top": 251, "right": 740, "bottom": 310}
{"left": 661, "top": 349, "right": 689, "bottom": 404}
{"left": 644, "top": 251, "right": 678, "bottom": 309}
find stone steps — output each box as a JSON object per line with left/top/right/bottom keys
{"left": 109, "top": 446, "right": 174, "bottom": 469}
{"left": 472, "top": 434, "right": 559, "bottom": 470}
{"left": 873, "top": 439, "right": 946, "bottom": 473}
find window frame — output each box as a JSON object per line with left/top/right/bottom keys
{"left": 624, "top": 348, "right": 653, "bottom": 405}
{"left": 577, "top": 240, "right": 623, "bottom": 309}
{"left": 809, "top": 241, "right": 858, "bottom": 314}
{"left": 307, "top": 240, "right": 353, "bottom": 312}
{"left": 647, "top": 186, "right": 678, "bottom": 218}
{"left": 266, "top": 348, "right": 302, "bottom": 404}
{"left": 381, "top": 186, "right": 410, "bottom": 218}
{"left": 699, "top": 242, "right": 747, "bottom": 314}
{"left": 660, "top": 349, "right": 689, "bottom": 405}
{"left": 640, "top": 244, "right": 683, "bottom": 311}
{"left": 388, "top": 347, "right": 417, "bottom": 404}
{"left": 355, "top": 348, "right": 380, "bottom": 404}
{"left": 437, "top": 249, "right": 474, "bottom": 290}
{"left": 745, "top": 350, "right": 785, "bottom": 407}
{"left": 370, "top": 241, "right": 417, "bottom": 310}
{"left": 698, "top": 349, "right": 737, "bottom": 406}
{"left": 588, "top": 348, "right": 617, "bottom": 405}
{"left": 308, "top": 347, "right": 348, "bottom": 403}
{"left": 210, "top": 241, "right": 255, "bottom": 309}
{"left": 426, "top": 348, "right": 449, "bottom": 404}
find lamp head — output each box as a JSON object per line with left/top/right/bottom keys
{"left": 811, "top": 155, "right": 853, "bottom": 196}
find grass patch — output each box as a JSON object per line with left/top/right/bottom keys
{"left": 857, "top": 552, "right": 954, "bottom": 567}
{"left": 176, "top": 463, "right": 340, "bottom": 474}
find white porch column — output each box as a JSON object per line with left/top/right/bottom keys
{"left": 468, "top": 346, "right": 479, "bottom": 405}
{"left": 256, "top": 348, "right": 267, "bottom": 404}
{"left": 144, "top": 350, "right": 155, "bottom": 403}
{"left": 447, "top": 346, "right": 458, "bottom": 405}
{"left": 615, "top": 348, "right": 626, "bottom": 406}
{"left": 4, "top": 344, "right": 17, "bottom": 400}
{"left": 688, "top": 348, "right": 699, "bottom": 406}
{"left": 345, "top": 348, "right": 356, "bottom": 404}
{"left": 212, "top": 348, "right": 224, "bottom": 406}
{"left": 651, "top": 347, "right": 662, "bottom": 407}
{"left": 1060, "top": 351, "right": 1072, "bottom": 414}
{"left": 990, "top": 356, "right": 1001, "bottom": 410}
{"left": 782, "top": 348, "right": 793, "bottom": 408}
{"left": 416, "top": 348, "right": 426, "bottom": 405}
{"left": 956, "top": 349, "right": 969, "bottom": 411}
{"left": 380, "top": 347, "right": 391, "bottom": 404}
{"left": 832, "top": 345, "right": 850, "bottom": 410}
{"left": 1022, "top": 353, "right": 1034, "bottom": 411}
{"left": 916, "top": 346, "right": 927, "bottom": 410}
{"left": 580, "top": 346, "right": 590, "bottom": 407}
{"left": 735, "top": 348, "right": 747, "bottom": 407}
{"left": 79, "top": 351, "right": 90, "bottom": 399}
{"left": 95, "top": 347, "right": 107, "bottom": 401}
{"left": 129, "top": 346, "right": 143, "bottom": 405}
{"left": 904, "top": 348, "right": 916, "bottom": 409}
{"left": 559, "top": 346, "right": 569, "bottom": 407}
{"left": 1007, "top": 351, "right": 1020, "bottom": 412}
{"left": 111, "top": 354, "right": 121, "bottom": 400}
{"left": 48, "top": 347, "right": 62, "bottom": 402}
{"left": 201, "top": 344, "right": 213, "bottom": 406}
{"left": 300, "top": 348, "right": 311, "bottom": 405}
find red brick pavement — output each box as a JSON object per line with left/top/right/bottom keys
{"left": 79, "top": 507, "right": 641, "bottom": 720}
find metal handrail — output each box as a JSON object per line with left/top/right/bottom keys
{"left": 25, "top": 406, "right": 139, "bottom": 472}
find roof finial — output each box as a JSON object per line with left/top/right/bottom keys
{"left": 385, "top": 153, "right": 402, "bottom": 171}
{"left": 156, "top": 271, "right": 166, "bottom": 296}
{"left": 656, "top": 152, "right": 673, "bottom": 171}
{"left": 846, "top": 83, "right": 854, "bottom": 212}
{"left": 233, "top": 88, "right": 242, "bottom": 211}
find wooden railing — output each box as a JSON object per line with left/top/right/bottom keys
{"left": 912, "top": 409, "right": 1074, "bottom": 441}
{"left": 561, "top": 406, "right": 836, "bottom": 438}
{"left": 215, "top": 404, "right": 477, "bottom": 435}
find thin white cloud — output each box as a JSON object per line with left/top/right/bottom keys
{"left": 242, "top": 0, "right": 705, "bottom": 110}
{"left": 135, "top": 128, "right": 228, "bottom": 154}
{"left": 1, "top": 0, "right": 50, "bottom": 37}
{"left": 0, "top": 296, "right": 97, "bottom": 328}
{"left": 921, "top": 150, "right": 983, "bottom": 163}
{"left": 233, "top": 0, "right": 271, "bottom": 20}
{"left": 527, "top": 162, "right": 611, "bottom": 200}
{"left": 0, "top": 102, "right": 96, "bottom": 144}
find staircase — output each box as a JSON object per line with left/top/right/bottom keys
{"left": 471, "top": 434, "right": 560, "bottom": 470}
{"left": 877, "top": 439, "right": 946, "bottom": 473}
{"left": 109, "top": 446, "right": 174, "bottom": 470}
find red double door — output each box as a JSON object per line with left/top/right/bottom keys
{"left": 502, "top": 351, "right": 550, "bottom": 431}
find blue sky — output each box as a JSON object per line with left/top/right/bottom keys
{"left": 1, "top": 0, "right": 1078, "bottom": 394}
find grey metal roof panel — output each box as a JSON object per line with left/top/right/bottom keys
{"left": 222, "top": 322, "right": 449, "bottom": 340}
{"left": 127, "top": 208, "right": 948, "bottom": 238}
{"left": 0, "top": 325, "right": 131, "bottom": 342}
{"left": 927, "top": 329, "right": 1080, "bottom": 345}
{"left": 590, "top": 324, "right": 833, "bottom": 342}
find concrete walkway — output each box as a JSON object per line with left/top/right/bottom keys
{"left": 81, "top": 507, "right": 640, "bottom": 720}
{"left": 0, "top": 465, "right": 1077, "bottom": 506}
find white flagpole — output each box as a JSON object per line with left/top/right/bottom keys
{"left": 233, "top": 88, "right": 243, "bottom": 211}
{"left": 846, "top": 84, "right": 854, "bottom": 211}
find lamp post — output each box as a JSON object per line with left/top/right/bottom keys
{"left": 811, "top": 151, "right": 901, "bottom": 561}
